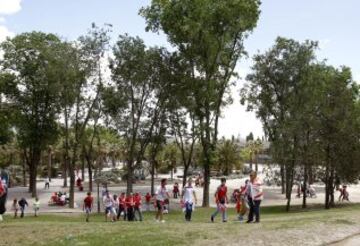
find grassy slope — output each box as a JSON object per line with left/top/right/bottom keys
{"left": 1, "top": 204, "right": 360, "bottom": 246}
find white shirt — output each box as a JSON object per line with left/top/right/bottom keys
{"left": 155, "top": 186, "right": 167, "bottom": 201}
{"left": 183, "top": 186, "right": 194, "bottom": 203}
{"left": 103, "top": 196, "right": 115, "bottom": 208}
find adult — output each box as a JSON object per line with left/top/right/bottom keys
{"left": 0, "top": 172, "right": 9, "bottom": 222}
{"left": 181, "top": 178, "right": 197, "bottom": 222}
{"left": 44, "top": 177, "right": 50, "bottom": 189}
{"left": 155, "top": 178, "right": 170, "bottom": 223}
{"left": 103, "top": 191, "right": 116, "bottom": 222}
{"left": 246, "top": 171, "right": 263, "bottom": 223}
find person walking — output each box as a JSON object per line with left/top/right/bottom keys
{"left": 83, "top": 192, "right": 94, "bottom": 222}
{"left": 33, "top": 197, "right": 40, "bottom": 217}
{"left": 155, "top": 179, "right": 170, "bottom": 223}
{"left": 246, "top": 171, "right": 263, "bottom": 223}
{"left": 44, "top": 177, "right": 50, "bottom": 189}
{"left": 211, "top": 178, "right": 229, "bottom": 223}
{"left": 103, "top": 191, "right": 116, "bottom": 222}
{"left": 181, "top": 178, "right": 197, "bottom": 222}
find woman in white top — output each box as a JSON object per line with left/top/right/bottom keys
{"left": 181, "top": 178, "right": 197, "bottom": 222}
{"left": 155, "top": 179, "right": 169, "bottom": 222}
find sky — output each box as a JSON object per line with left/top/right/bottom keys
{"left": 1, "top": 0, "right": 360, "bottom": 139}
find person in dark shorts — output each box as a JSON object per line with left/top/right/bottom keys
{"left": 83, "top": 192, "right": 93, "bottom": 222}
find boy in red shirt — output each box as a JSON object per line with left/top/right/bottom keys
{"left": 117, "top": 192, "right": 126, "bottom": 220}
{"left": 83, "top": 192, "right": 93, "bottom": 222}
{"left": 134, "top": 193, "right": 143, "bottom": 221}
{"left": 125, "top": 193, "right": 135, "bottom": 221}
{"left": 145, "top": 192, "right": 152, "bottom": 212}
{"left": 211, "top": 178, "right": 229, "bottom": 223}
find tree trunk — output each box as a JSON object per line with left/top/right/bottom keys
{"left": 325, "top": 146, "right": 330, "bottom": 209}
{"left": 28, "top": 150, "right": 40, "bottom": 198}
{"left": 81, "top": 155, "right": 85, "bottom": 182}
{"left": 126, "top": 160, "right": 134, "bottom": 194}
{"left": 202, "top": 161, "right": 210, "bottom": 207}
{"left": 255, "top": 152, "right": 258, "bottom": 172}
{"left": 87, "top": 158, "right": 93, "bottom": 192}
{"left": 22, "top": 155, "right": 27, "bottom": 187}
{"left": 97, "top": 182, "right": 100, "bottom": 213}
{"left": 329, "top": 167, "right": 335, "bottom": 207}
{"left": 249, "top": 152, "right": 253, "bottom": 170}
{"left": 281, "top": 164, "right": 285, "bottom": 194}
{"left": 302, "top": 164, "right": 308, "bottom": 209}
{"left": 150, "top": 160, "right": 156, "bottom": 195}
{"left": 47, "top": 149, "right": 52, "bottom": 181}
{"left": 63, "top": 154, "right": 68, "bottom": 188}
{"left": 69, "top": 159, "right": 75, "bottom": 208}
{"left": 182, "top": 165, "right": 190, "bottom": 188}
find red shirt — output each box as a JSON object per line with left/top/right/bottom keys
{"left": 119, "top": 196, "right": 126, "bottom": 208}
{"left": 145, "top": 194, "right": 151, "bottom": 202}
{"left": 84, "top": 196, "right": 93, "bottom": 208}
{"left": 217, "top": 185, "right": 227, "bottom": 201}
{"left": 125, "top": 196, "right": 134, "bottom": 207}
{"left": 0, "top": 183, "right": 4, "bottom": 197}
{"left": 134, "top": 195, "right": 142, "bottom": 208}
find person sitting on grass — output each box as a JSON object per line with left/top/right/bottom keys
{"left": 155, "top": 178, "right": 170, "bottom": 223}
{"left": 103, "top": 191, "right": 116, "bottom": 222}
{"left": 83, "top": 192, "right": 93, "bottom": 222}
{"left": 12, "top": 199, "right": 19, "bottom": 218}
{"left": 33, "top": 197, "right": 40, "bottom": 217}
{"left": 18, "top": 197, "right": 28, "bottom": 218}
{"left": 134, "top": 193, "right": 143, "bottom": 221}
{"left": 211, "top": 178, "right": 229, "bottom": 223}
{"left": 181, "top": 178, "right": 197, "bottom": 222}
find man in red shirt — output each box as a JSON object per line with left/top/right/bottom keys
{"left": 134, "top": 193, "right": 143, "bottom": 221}
{"left": 117, "top": 192, "right": 126, "bottom": 220}
{"left": 83, "top": 192, "right": 93, "bottom": 222}
{"left": 211, "top": 178, "right": 229, "bottom": 223}
{"left": 125, "top": 193, "right": 135, "bottom": 221}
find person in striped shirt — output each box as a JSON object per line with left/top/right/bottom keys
{"left": 246, "top": 171, "right": 263, "bottom": 223}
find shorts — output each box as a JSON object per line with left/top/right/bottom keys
{"left": 156, "top": 200, "right": 164, "bottom": 211}
{"left": 85, "top": 207, "right": 92, "bottom": 214}
{"left": 105, "top": 206, "right": 116, "bottom": 215}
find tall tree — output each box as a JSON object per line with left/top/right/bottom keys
{"left": 141, "top": 0, "right": 261, "bottom": 207}
{"left": 1, "top": 32, "right": 63, "bottom": 197}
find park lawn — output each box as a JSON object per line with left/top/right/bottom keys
{"left": 2, "top": 204, "right": 360, "bottom": 246}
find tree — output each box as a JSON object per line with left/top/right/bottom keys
{"left": 1, "top": 32, "right": 64, "bottom": 197}
{"left": 241, "top": 37, "right": 318, "bottom": 210}
{"left": 141, "top": 0, "right": 261, "bottom": 207}
{"left": 103, "top": 35, "right": 172, "bottom": 194}
{"left": 215, "top": 137, "right": 242, "bottom": 175}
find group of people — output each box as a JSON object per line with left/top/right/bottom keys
{"left": 11, "top": 197, "right": 40, "bottom": 218}
{"left": 296, "top": 182, "right": 317, "bottom": 198}
{"left": 211, "top": 171, "right": 263, "bottom": 223}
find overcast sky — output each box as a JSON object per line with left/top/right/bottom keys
{"left": 1, "top": 0, "right": 359, "bottom": 139}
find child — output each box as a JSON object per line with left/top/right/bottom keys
{"left": 117, "top": 193, "right": 126, "bottom": 220}
{"left": 155, "top": 178, "right": 170, "bottom": 223}
{"left": 173, "top": 183, "right": 179, "bottom": 199}
{"left": 113, "top": 194, "right": 119, "bottom": 217}
{"left": 125, "top": 193, "right": 135, "bottom": 221}
{"left": 83, "top": 192, "right": 93, "bottom": 222}
{"left": 237, "top": 180, "right": 249, "bottom": 221}
{"left": 18, "top": 197, "right": 28, "bottom": 218}
{"left": 103, "top": 191, "right": 116, "bottom": 222}
{"left": 33, "top": 197, "right": 40, "bottom": 217}
{"left": 145, "top": 192, "right": 152, "bottom": 212}
{"left": 12, "top": 199, "right": 19, "bottom": 218}
{"left": 134, "top": 193, "right": 143, "bottom": 221}
{"left": 211, "top": 178, "right": 228, "bottom": 223}
{"left": 181, "top": 178, "right": 197, "bottom": 222}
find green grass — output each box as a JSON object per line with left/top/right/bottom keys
{"left": 2, "top": 204, "right": 360, "bottom": 246}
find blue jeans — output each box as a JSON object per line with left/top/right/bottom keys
{"left": 248, "top": 198, "right": 261, "bottom": 222}
{"left": 211, "top": 203, "right": 227, "bottom": 222}
{"left": 185, "top": 202, "right": 193, "bottom": 221}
